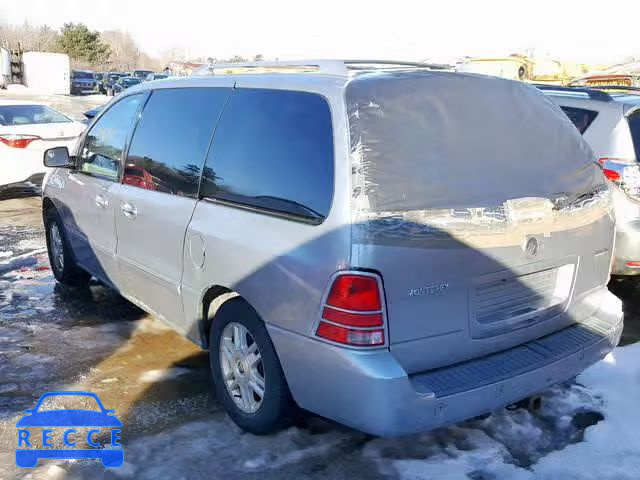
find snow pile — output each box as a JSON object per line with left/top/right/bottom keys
{"left": 364, "top": 344, "right": 640, "bottom": 479}
{"left": 533, "top": 345, "right": 640, "bottom": 480}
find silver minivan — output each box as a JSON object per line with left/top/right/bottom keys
{"left": 41, "top": 61, "right": 623, "bottom": 436}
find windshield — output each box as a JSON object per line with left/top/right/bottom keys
{"left": 0, "top": 105, "right": 71, "bottom": 126}
{"left": 122, "top": 78, "right": 142, "bottom": 87}
{"left": 133, "top": 70, "right": 153, "bottom": 78}
{"left": 73, "top": 71, "right": 94, "bottom": 79}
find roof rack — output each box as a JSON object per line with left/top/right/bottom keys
{"left": 532, "top": 84, "right": 612, "bottom": 102}
{"left": 194, "top": 59, "right": 450, "bottom": 76}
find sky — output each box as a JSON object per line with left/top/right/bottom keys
{"left": 1, "top": 0, "right": 639, "bottom": 64}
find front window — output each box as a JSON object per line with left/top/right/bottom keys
{"left": 0, "top": 105, "right": 71, "bottom": 126}
{"left": 78, "top": 94, "right": 143, "bottom": 181}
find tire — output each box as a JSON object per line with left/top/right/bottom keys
{"left": 44, "top": 207, "right": 91, "bottom": 287}
{"left": 209, "top": 298, "right": 297, "bottom": 434}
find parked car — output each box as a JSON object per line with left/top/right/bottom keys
{"left": 133, "top": 69, "right": 153, "bottom": 80}
{"left": 70, "top": 70, "right": 96, "bottom": 95}
{"left": 112, "top": 76, "right": 143, "bottom": 95}
{"left": 41, "top": 61, "right": 622, "bottom": 437}
{"left": 538, "top": 85, "right": 640, "bottom": 276}
{"left": 0, "top": 100, "right": 84, "bottom": 196}
{"left": 100, "top": 72, "right": 126, "bottom": 95}
{"left": 146, "top": 73, "right": 168, "bottom": 81}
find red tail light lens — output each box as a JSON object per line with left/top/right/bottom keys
{"left": 325, "top": 274, "right": 381, "bottom": 311}
{"left": 598, "top": 158, "right": 640, "bottom": 200}
{"left": 316, "top": 272, "right": 386, "bottom": 347}
{"left": 0, "top": 134, "right": 41, "bottom": 149}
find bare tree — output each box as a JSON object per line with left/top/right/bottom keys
{"left": 101, "top": 30, "right": 140, "bottom": 71}
{"left": 160, "top": 45, "right": 189, "bottom": 65}
{"left": 0, "top": 20, "right": 60, "bottom": 52}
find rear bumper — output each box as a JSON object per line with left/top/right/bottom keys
{"left": 269, "top": 289, "right": 623, "bottom": 437}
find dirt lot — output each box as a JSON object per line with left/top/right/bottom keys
{"left": 1, "top": 94, "right": 640, "bottom": 479}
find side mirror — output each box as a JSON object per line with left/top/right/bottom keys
{"left": 44, "top": 147, "right": 74, "bottom": 168}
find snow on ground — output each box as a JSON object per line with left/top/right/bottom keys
{"left": 13, "top": 345, "right": 636, "bottom": 480}
{"left": 532, "top": 346, "right": 640, "bottom": 480}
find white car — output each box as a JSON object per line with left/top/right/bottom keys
{"left": 0, "top": 100, "right": 85, "bottom": 193}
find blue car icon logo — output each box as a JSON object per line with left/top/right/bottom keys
{"left": 16, "top": 391, "right": 123, "bottom": 468}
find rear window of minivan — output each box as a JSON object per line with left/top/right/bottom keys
{"left": 628, "top": 111, "right": 640, "bottom": 161}
{"left": 346, "top": 74, "right": 595, "bottom": 212}
{"left": 560, "top": 106, "right": 599, "bottom": 134}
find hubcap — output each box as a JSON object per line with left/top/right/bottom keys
{"left": 219, "top": 322, "right": 265, "bottom": 413}
{"left": 50, "top": 223, "right": 64, "bottom": 272}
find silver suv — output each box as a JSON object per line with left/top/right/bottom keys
{"left": 539, "top": 85, "right": 640, "bottom": 275}
{"left": 41, "top": 61, "right": 623, "bottom": 436}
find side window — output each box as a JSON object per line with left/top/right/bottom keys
{"left": 560, "top": 106, "right": 598, "bottom": 134}
{"left": 124, "top": 88, "right": 229, "bottom": 197}
{"left": 628, "top": 111, "right": 640, "bottom": 162}
{"left": 201, "top": 89, "right": 334, "bottom": 222}
{"left": 78, "top": 94, "right": 142, "bottom": 181}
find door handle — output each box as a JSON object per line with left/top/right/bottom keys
{"left": 95, "top": 194, "right": 108, "bottom": 209}
{"left": 120, "top": 202, "right": 137, "bottom": 219}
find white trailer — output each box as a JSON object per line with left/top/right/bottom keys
{"left": 22, "top": 52, "right": 70, "bottom": 95}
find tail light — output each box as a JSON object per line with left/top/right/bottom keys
{"left": 315, "top": 273, "right": 386, "bottom": 347}
{"left": 0, "top": 134, "right": 41, "bottom": 149}
{"left": 598, "top": 158, "right": 640, "bottom": 201}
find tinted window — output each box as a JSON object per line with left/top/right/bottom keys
{"left": 0, "top": 105, "right": 70, "bottom": 126}
{"left": 121, "top": 78, "right": 142, "bottom": 87}
{"left": 560, "top": 106, "right": 598, "bottom": 134}
{"left": 78, "top": 94, "right": 142, "bottom": 181}
{"left": 629, "top": 111, "right": 640, "bottom": 161}
{"left": 125, "top": 88, "right": 230, "bottom": 197}
{"left": 201, "top": 89, "right": 334, "bottom": 222}
{"left": 73, "top": 71, "right": 94, "bottom": 79}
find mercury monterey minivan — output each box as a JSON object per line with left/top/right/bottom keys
{"left": 41, "top": 60, "right": 623, "bottom": 436}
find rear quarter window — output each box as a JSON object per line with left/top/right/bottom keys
{"left": 560, "top": 106, "right": 599, "bottom": 134}
{"left": 200, "top": 88, "right": 334, "bottom": 223}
